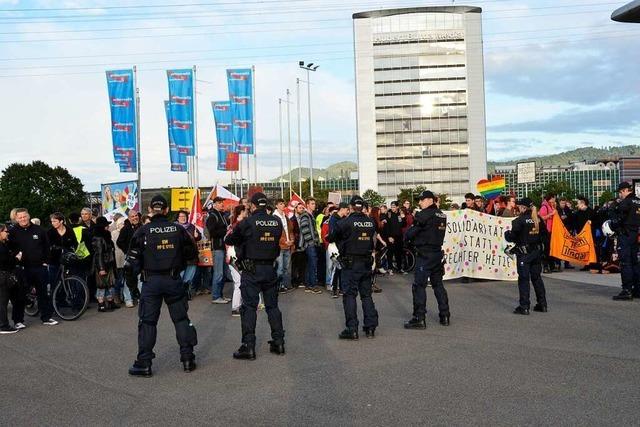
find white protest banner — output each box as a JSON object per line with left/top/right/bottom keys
{"left": 442, "top": 210, "right": 517, "bottom": 281}
{"left": 328, "top": 192, "right": 342, "bottom": 205}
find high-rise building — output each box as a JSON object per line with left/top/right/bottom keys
{"left": 353, "top": 6, "right": 487, "bottom": 202}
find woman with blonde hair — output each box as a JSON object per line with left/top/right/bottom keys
{"left": 504, "top": 197, "right": 548, "bottom": 315}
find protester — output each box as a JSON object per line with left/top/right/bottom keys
{"left": 0, "top": 224, "right": 24, "bottom": 334}
{"left": 462, "top": 193, "right": 478, "bottom": 211}
{"left": 92, "top": 217, "right": 119, "bottom": 312}
{"left": 207, "top": 197, "right": 231, "bottom": 304}
{"left": 539, "top": 193, "right": 560, "bottom": 273}
{"left": 274, "top": 198, "right": 295, "bottom": 294}
{"left": 295, "top": 201, "right": 322, "bottom": 294}
{"left": 175, "top": 210, "right": 201, "bottom": 294}
{"left": 80, "top": 207, "right": 95, "bottom": 230}
{"left": 474, "top": 195, "right": 486, "bottom": 213}
{"left": 47, "top": 212, "right": 78, "bottom": 295}
{"left": 69, "top": 212, "right": 93, "bottom": 293}
{"left": 383, "top": 201, "right": 407, "bottom": 274}
{"left": 8, "top": 208, "right": 57, "bottom": 326}
{"left": 225, "top": 205, "right": 248, "bottom": 316}
{"left": 499, "top": 196, "right": 518, "bottom": 218}
{"left": 112, "top": 216, "right": 134, "bottom": 307}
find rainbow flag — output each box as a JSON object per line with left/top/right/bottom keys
{"left": 477, "top": 176, "right": 506, "bottom": 200}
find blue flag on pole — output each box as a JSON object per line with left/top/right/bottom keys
{"left": 226, "top": 68, "right": 254, "bottom": 154}
{"left": 164, "top": 101, "right": 188, "bottom": 172}
{"left": 212, "top": 101, "right": 238, "bottom": 171}
{"left": 166, "top": 69, "right": 195, "bottom": 156}
{"left": 106, "top": 69, "right": 137, "bottom": 173}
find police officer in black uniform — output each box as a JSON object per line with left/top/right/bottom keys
{"left": 225, "top": 192, "right": 284, "bottom": 360}
{"left": 504, "top": 197, "right": 548, "bottom": 315}
{"left": 327, "top": 195, "right": 379, "bottom": 340}
{"left": 403, "top": 190, "right": 450, "bottom": 329}
{"left": 611, "top": 182, "right": 640, "bottom": 300}
{"left": 126, "top": 195, "right": 199, "bottom": 377}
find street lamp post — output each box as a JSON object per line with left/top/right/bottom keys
{"left": 278, "top": 98, "right": 284, "bottom": 199}
{"left": 299, "top": 61, "right": 319, "bottom": 197}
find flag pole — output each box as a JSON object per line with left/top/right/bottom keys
{"left": 192, "top": 65, "right": 199, "bottom": 193}
{"left": 133, "top": 65, "right": 142, "bottom": 209}
{"left": 286, "top": 89, "right": 292, "bottom": 200}
{"left": 278, "top": 98, "right": 284, "bottom": 199}
{"left": 296, "top": 78, "right": 302, "bottom": 196}
{"left": 252, "top": 65, "right": 258, "bottom": 186}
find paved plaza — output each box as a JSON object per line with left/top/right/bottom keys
{"left": 1, "top": 274, "right": 639, "bottom": 426}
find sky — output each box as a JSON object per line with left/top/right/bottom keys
{"left": 0, "top": 0, "right": 638, "bottom": 191}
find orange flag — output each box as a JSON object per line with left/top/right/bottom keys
{"left": 549, "top": 213, "right": 597, "bottom": 265}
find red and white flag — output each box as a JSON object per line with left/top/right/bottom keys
{"left": 285, "top": 192, "right": 305, "bottom": 218}
{"left": 188, "top": 189, "right": 205, "bottom": 234}
{"left": 202, "top": 184, "right": 240, "bottom": 211}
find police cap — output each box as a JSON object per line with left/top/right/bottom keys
{"left": 150, "top": 195, "right": 168, "bottom": 211}
{"left": 349, "top": 196, "right": 364, "bottom": 207}
{"left": 418, "top": 190, "right": 436, "bottom": 200}
{"left": 516, "top": 197, "right": 533, "bottom": 208}
{"left": 250, "top": 192, "right": 268, "bottom": 207}
{"left": 618, "top": 181, "right": 632, "bottom": 191}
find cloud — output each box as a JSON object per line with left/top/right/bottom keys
{"left": 488, "top": 98, "right": 640, "bottom": 133}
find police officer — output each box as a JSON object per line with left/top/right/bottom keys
{"left": 403, "top": 190, "right": 450, "bottom": 329}
{"left": 225, "top": 192, "right": 284, "bottom": 360}
{"left": 611, "top": 182, "right": 640, "bottom": 300}
{"left": 504, "top": 197, "right": 548, "bottom": 315}
{"left": 327, "top": 195, "right": 379, "bottom": 340}
{"left": 127, "top": 195, "right": 198, "bottom": 377}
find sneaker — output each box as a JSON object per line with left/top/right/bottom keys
{"left": 125, "top": 301, "right": 135, "bottom": 308}
{"left": 372, "top": 284, "right": 382, "bottom": 293}
{"left": 42, "top": 319, "right": 59, "bottom": 326}
{"left": 258, "top": 303, "right": 265, "bottom": 310}
{"left": 0, "top": 326, "right": 19, "bottom": 334}
{"left": 400, "top": 270, "right": 409, "bottom": 275}
{"left": 297, "top": 284, "right": 306, "bottom": 289}
{"left": 388, "top": 270, "right": 395, "bottom": 276}
{"left": 378, "top": 268, "right": 387, "bottom": 274}
{"left": 326, "top": 285, "right": 332, "bottom": 291}
{"left": 211, "top": 298, "right": 230, "bottom": 304}
{"left": 223, "top": 297, "right": 232, "bottom": 302}
{"left": 332, "top": 293, "right": 339, "bottom": 299}
{"left": 14, "top": 322, "right": 26, "bottom": 330}
{"left": 231, "top": 310, "right": 241, "bottom": 317}
{"left": 305, "top": 286, "right": 323, "bottom": 294}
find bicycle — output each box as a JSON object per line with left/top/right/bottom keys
{"left": 24, "top": 252, "right": 89, "bottom": 321}
{"left": 376, "top": 245, "right": 416, "bottom": 273}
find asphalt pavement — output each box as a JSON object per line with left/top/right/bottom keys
{"left": 1, "top": 274, "right": 639, "bottom": 426}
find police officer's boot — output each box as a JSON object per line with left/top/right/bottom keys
{"left": 268, "top": 340, "right": 286, "bottom": 355}
{"left": 439, "top": 313, "right": 450, "bottom": 326}
{"left": 533, "top": 304, "right": 548, "bottom": 312}
{"left": 513, "top": 306, "right": 530, "bottom": 315}
{"left": 233, "top": 344, "right": 256, "bottom": 360}
{"left": 182, "top": 356, "right": 197, "bottom": 372}
{"left": 612, "top": 290, "right": 633, "bottom": 301}
{"left": 404, "top": 317, "right": 426, "bottom": 329}
{"left": 338, "top": 329, "right": 359, "bottom": 340}
{"left": 363, "top": 328, "right": 375, "bottom": 339}
{"left": 128, "top": 360, "right": 152, "bottom": 377}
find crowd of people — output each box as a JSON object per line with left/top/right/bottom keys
{"left": 0, "top": 186, "right": 629, "bottom": 335}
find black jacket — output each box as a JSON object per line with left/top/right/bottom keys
{"left": 116, "top": 219, "right": 141, "bottom": 253}
{"left": 47, "top": 226, "right": 78, "bottom": 265}
{"left": 8, "top": 223, "right": 49, "bottom": 267}
{"left": 206, "top": 209, "right": 229, "bottom": 250}
{"left": 92, "top": 228, "right": 116, "bottom": 273}
{"left": 0, "top": 241, "right": 17, "bottom": 272}
{"left": 573, "top": 207, "right": 594, "bottom": 234}
{"left": 382, "top": 210, "right": 406, "bottom": 238}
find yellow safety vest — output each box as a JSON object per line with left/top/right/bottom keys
{"left": 73, "top": 226, "right": 91, "bottom": 259}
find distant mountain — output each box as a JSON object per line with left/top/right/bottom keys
{"left": 488, "top": 145, "right": 640, "bottom": 172}
{"left": 272, "top": 161, "right": 357, "bottom": 182}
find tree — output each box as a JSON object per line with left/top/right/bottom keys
{"left": 362, "top": 189, "right": 385, "bottom": 207}
{"left": 598, "top": 190, "right": 615, "bottom": 207}
{"left": 0, "top": 161, "right": 86, "bottom": 221}
{"left": 529, "top": 180, "right": 576, "bottom": 207}
{"left": 437, "top": 193, "right": 453, "bottom": 210}
{"left": 397, "top": 185, "right": 426, "bottom": 206}
{"left": 300, "top": 179, "right": 329, "bottom": 202}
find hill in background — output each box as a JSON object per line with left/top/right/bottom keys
{"left": 488, "top": 145, "right": 640, "bottom": 172}
{"left": 272, "top": 161, "right": 357, "bottom": 182}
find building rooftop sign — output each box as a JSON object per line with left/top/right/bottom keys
{"left": 373, "top": 30, "right": 465, "bottom": 43}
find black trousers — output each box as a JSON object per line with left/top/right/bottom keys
{"left": 137, "top": 275, "right": 197, "bottom": 363}
{"left": 0, "top": 270, "right": 25, "bottom": 328}
{"left": 412, "top": 252, "right": 449, "bottom": 319}
{"left": 342, "top": 262, "right": 378, "bottom": 331}
{"left": 617, "top": 233, "right": 640, "bottom": 294}
{"left": 516, "top": 249, "right": 547, "bottom": 308}
{"left": 240, "top": 264, "right": 284, "bottom": 348}
{"left": 389, "top": 235, "right": 404, "bottom": 271}
{"left": 20, "top": 265, "right": 53, "bottom": 322}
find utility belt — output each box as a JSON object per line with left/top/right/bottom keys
{"left": 143, "top": 268, "right": 181, "bottom": 280}
{"left": 517, "top": 243, "right": 544, "bottom": 255}
{"left": 237, "top": 259, "right": 275, "bottom": 273}
{"left": 339, "top": 254, "right": 372, "bottom": 269}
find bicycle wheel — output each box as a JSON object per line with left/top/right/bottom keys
{"left": 403, "top": 249, "right": 416, "bottom": 273}
{"left": 53, "top": 275, "right": 89, "bottom": 321}
{"left": 24, "top": 286, "right": 39, "bottom": 317}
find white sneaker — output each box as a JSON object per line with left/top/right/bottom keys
{"left": 223, "top": 297, "right": 231, "bottom": 302}
{"left": 0, "top": 326, "right": 19, "bottom": 334}
{"left": 14, "top": 322, "right": 26, "bottom": 330}
{"left": 211, "top": 298, "right": 230, "bottom": 304}
{"left": 326, "top": 285, "right": 332, "bottom": 291}
{"left": 258, "top": 303, "right": 265, "bottom": 310}
{"left": 378, "top": 268, "right": 387, "bottom": 274}
{"left": 42, "top": 319, "right": 59, "bottom": 326}
{"left": 388, "top": 270, "right": 395, "bottom": 276}
{"left": 125, "top": 301, "right": 135, "bottom": 308}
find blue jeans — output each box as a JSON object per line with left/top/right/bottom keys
{"left": 212, "top": 249, "right": 226, "bottom": 299}
{"left": 181, "top": 265, "right": 197, "bottom": 288}
{"left": 277, "top": 250, "right": 291, "bottom": 289}
{"left": 305, "top": 245, "right": 318, "bottom": 287}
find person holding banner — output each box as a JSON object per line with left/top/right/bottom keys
{"left": 505, "top": 198, "right": 548, "bottom": 315}
{"left": 611, "top": 182, "right": 640, "bottom": 301}
{"left": 403, "top": 191, "right": 450, "bottom": 329}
